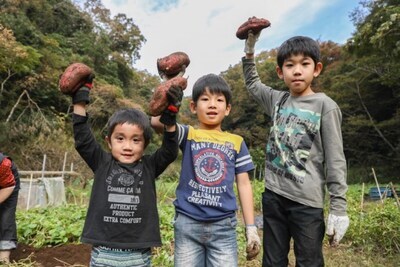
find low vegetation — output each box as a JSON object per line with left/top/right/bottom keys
{"left": 12, "top": 178, "right": 400, "bottom": 267}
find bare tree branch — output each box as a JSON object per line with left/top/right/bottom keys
{"left": 0, "top": 69, "right": 15, "bottom": 95}
{"left": 355, "top": 80, "right": 396, "bottom": 152}
{"left": 6, "top": 89, "right": 50, "bottom": 126}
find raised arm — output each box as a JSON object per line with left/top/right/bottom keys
{"left": 151, "top": 85, "right": 183, "bottom": 133}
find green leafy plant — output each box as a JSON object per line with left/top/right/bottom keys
{"left": 16, "top": 205, "right": 86, "bottom": 248}
{"left": 345, "top": 184, "right": 400, "bottom": 255}
{"left": 14, "top": 182, "right": 400, "bottom": 266}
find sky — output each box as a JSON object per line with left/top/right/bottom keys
{"left": 101, "top": 0, "right": 360, "bottom": 96}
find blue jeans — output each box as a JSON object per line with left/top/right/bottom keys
{"left": 262, "top": 189, "right": 325, "bottom": 267}
{"left": 174, "top": 213, "right": 238, "bottom": 267}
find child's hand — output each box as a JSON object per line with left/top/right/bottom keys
{"left": 244, "top": 31, "right": 260, "bottom": 54}
{"left": 72, "top": 74, "right": 95, "bottom": 104}
{"left": 326, "top": 213, "right": 350, "bottom": 247}
{"left": 159, "top": 85, "right": 183, "bottom": 126}
{"left": 245, "top": 225, "right": 261, "bottom": 260}
{"left": 149, "top": 76, "right": 187, "bottom": 116}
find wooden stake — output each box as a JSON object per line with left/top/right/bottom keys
{"left": 371, "top": 168, "right": 383, "bottom": 204}
{"left": 389, "top": 182, "right": 400, "bottom": 211}
{"left": 360, "top": 182, "right": 365, "bottom": 212}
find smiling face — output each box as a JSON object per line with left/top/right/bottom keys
{"left": 190, "top": 89, "right": 231, "bottom": 131}
{"left": 106, "top": 123, "right": 145, "bottom": 164}
{"left": 276, "top": 53, "right": 323, "bottom": 97}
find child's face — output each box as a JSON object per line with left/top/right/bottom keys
{"left": 106, "top": 123, "right": 145, "bottom": 164}
{"left": 190, "top": 89, "right": 231, "bottom": 131}
{"left": 276, "top": 54, "right": 322, "bottom": 97}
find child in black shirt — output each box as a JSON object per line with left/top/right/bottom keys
{"left": 69, "top": 78, "right": 180, "bottom": 266}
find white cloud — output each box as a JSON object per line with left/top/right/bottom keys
{"left": 102, "top": 0, "right": 355, "bottom": 96}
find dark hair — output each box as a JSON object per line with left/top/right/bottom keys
{"left": 192, "top": 74, "right": 232, "bottom": 105}
{"left": 277, "top": 36, "right": 320, "bottom": 69}
{"left": 106, "top": 108, "right": 152, "bottom": 148}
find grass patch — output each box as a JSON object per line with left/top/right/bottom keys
{"left": 13, "top": 180, "right": 400, "bottom": 266}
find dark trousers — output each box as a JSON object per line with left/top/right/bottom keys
{"left": 0, "top": 189, "right": 18, "bottom": 243}
{"left": 262, "top": 189, "right": 325, "bottom": 267}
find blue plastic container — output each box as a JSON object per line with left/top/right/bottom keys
{"left": 369, "top": 187, "right": 392, "bottom": 200}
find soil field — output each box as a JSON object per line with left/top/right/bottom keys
{"left": 10, "top": 243, "right": 91, "bottom": 267}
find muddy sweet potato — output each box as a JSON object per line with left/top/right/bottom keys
{"left": 236, "top": 17, "right": 271, "bottom": 40}
{"left": 59, "top": 63, "right": 93, "bottom": 95}
{"left": 149, "top": 76, "right": 188, "bottom": 116}
{"left": 157, "top": 52, "right": 190, "bottom": 78}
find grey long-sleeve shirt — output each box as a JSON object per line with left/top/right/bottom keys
{"left": 242, "top": 57, "right": 347, "bottom": 215}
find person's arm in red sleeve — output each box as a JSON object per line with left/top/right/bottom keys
{"left": 0, "top": 157, "right": 16, "bottom": 203}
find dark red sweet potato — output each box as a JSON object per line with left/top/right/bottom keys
{"left": 236, "top": 17, "right": 271, "bottom": 40}
{"left": 59, "top": 63, "right": 93, "bottom": 95}
{"left": 157, "top": 52, "right": 190, "bottom": 78}
{"left": 149, "top": 76, "right": 188, "bottom": 116}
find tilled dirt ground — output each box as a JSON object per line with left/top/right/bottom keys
{"left": 10, "top": 243, "right": 91, "bottom": 266}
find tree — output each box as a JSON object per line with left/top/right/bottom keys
{"left": 83, "top": 0, "right": 146, "bottom": 64}
{"left": 319, "top": 0, "right": 400, "bottom": 176}
{"left": 0, "top": 24, "right": 41, "bottom": 97}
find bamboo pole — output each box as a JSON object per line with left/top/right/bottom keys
{"left": 371, "top": 168, "right": 383, "bottom": 204}
{"left": 19, "top": 170, "right": 80, "bottom": 176}
{"left": 359, "top": 182, "right": 365, "bottom": 231}
{"left": 26, "top": 173, "right": 33, "bottom": 210}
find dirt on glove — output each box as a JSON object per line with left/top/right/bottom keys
{"left": 246, "top": 242, "right": 261, "bottom": 261}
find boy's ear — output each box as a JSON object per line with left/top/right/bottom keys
{"left": 189, "top": 100, "right": 197, "bottom": 114}
{"left": 105, "top": 136, "right": 112, "bottom": 150}
{"left": 225, "top": 103, "right": 231, "bottom": 116}
{"left": 276, "top": 66, "right": 284, "bottom": 79}
{"left": 313, "top": 62, "right": 323, "bottom": 78}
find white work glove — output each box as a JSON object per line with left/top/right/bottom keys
{"left": 245, "top": 225, "right": 261, "bottom": 260}
{"left": 160, "top": 67, "right": 186, "bottom": 82}
{"left": 326, "top": 213, "right": 350, "bottom": 247}
{"left": 244, "top": 31, "right": 260, "bottom": 54}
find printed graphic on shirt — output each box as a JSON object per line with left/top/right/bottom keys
{"left": 266, "top": 106, "right": 321, "bottom": 184}
{"left": 195, "top": 147, "right": 229, "bottom": 186}
{"left": 103, "top": 167, "right": 143, "bottom": 224}
{"left": 187, "top": 178, "right": 226, "bottom": 207}
{"left": 190, "top": 141, "right": 235, "bottom": 207}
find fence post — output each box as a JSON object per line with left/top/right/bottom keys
{"left": 26, "top": 173, "right": 34, "bottom": 210}
{"left": 62, "top": 152, "right": 67, "bottom": 179}
{"left": 41, "top": 154, "right": 47, "bottom": 179}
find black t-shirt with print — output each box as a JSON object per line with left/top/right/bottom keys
{"left": 73, "top": 114, "right": 178, "bottom": 249}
